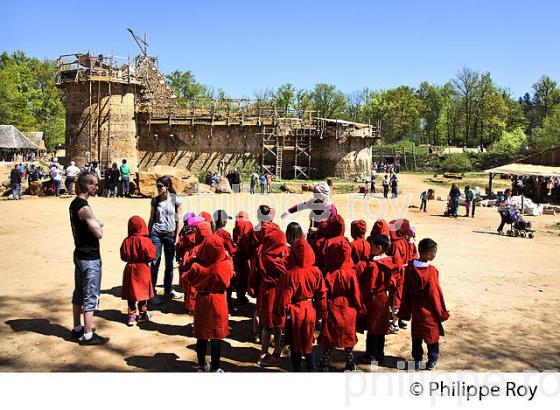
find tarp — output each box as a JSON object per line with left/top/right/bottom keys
{"left": 484, "top": 163, "right": 560, "bottom": 178}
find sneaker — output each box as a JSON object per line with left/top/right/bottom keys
{"left": 70, "top": 327, "right": 84, "bottom": 339}
{"left": 389, "top": 323, "right": 400, "bottom": 334}
{"left": 426, "top": 362, "right": 436, "bottom": 371}
{"left": 151, "top": 295, "right": 162, "bottom": 305}
{"left": 260, "top": 354, "right": 281, "bottom": 367}
{"left": 169, "top": 289, "right": 181, "bottom": 300}
{"left": 197, "top": 363, "right": 210, "bottom": 372}
{"left": 257, "top": 353, "right": 268, "bottom": 365}
{"left": 214, "top": 368, "right": 224, "bottom": 373}
{"left": 138, "top": 312, "right": 152, "bottom": 322}
{"left": 79, "top": 333, "right": 110, "bottom": 346}
{"left": 344, "top": 363, "right": 357, "bottom": 372}
{"left": 398, "top": 320, "right": 408, "bottom": 329}
{"left": 127, "top": 315, "right": 137, "bottom": 326}
{"left": 71, "top": 327, "right": 95, "bottom": 339}
{"left": 237, "top": 295, "right": 250, "bottom": 305}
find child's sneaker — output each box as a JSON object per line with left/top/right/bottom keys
{"left": 426, "top": 362, "right": 436, "bottom": 371}
{"left": 256, "top": 353, "right": 268, "bottom": 365}
{"left": 398, "top": 320, "right": 408, "bottom": 329}
{"left": 138, "top": 311, "right": 152, "bottom": 322}
{"left": 197, "top": 363, "right": 210, "bottom": 372}
{"left": 260, "top": 353, "right": 281, "bottom": 367}
{"left": 389, "top": 323, "right": 400, "bottom": 334}
{"left": 127, "top": 315, "right": 137, "bottom": 327}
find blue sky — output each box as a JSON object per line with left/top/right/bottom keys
{"left": 1, "top": 0, "right": 558, "bottom": 99}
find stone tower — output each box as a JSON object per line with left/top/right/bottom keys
{"left": 56, "top": 53, "right": 140, "bottom": 170}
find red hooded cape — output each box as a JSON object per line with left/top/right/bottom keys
{"left": 250, "top": 222, "right": 288, "bottom": 328}
{"left": 386, "top": 218, "right": 412, "bottom": 310}
{"left": 121, "top": 216, "right": 157, "bottom": 301}
{"left": 319, "top": 238, "right": 364, "bottom": 348}
{"left": 232, "top": 212, "right": 254, "bottom": 297}
{"left": 186, "top": 235, "right": 234, "bottom": 340}
{"left": 315, "top": 214, "right": 347, "bottom": 274}
{"left": 350, "top": 219, "right": 371, "bottom": 264}
{"left": 355, "top": 256, "right": 398, "bottom": 335}
{"left": 274, "top": 238, "right": 326, "bottom": 354}
{"left": 180, "top": 222, "right": 213, "bottom": 311}
{"left": 398, "top": 262, "right": 449, "bottom": 344}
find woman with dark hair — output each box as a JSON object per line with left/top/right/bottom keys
{"left": 285, "top": 222, "right": 304, "bottom": 246}
{"left": 106, "top": 162, "right": 120, "bottom": 198}
{"left": 148, "top": 176, "right": 183, "bottom": 304}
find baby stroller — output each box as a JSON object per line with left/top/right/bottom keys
{"left": 443, "top": 196, "right": 458, "bottom": 217}
{"left": 504, "top": 209, "right": 535, "bottom": 238}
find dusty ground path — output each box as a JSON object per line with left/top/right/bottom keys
{"left": 0, "top": 173, "right": 559, "bottom": 372}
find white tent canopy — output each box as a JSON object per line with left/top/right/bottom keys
{"left": 484, "top": 163, "right": 560, "bottom": 178}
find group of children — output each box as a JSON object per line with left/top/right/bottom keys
{"left": 118, "top": 204, "right": 450, "bottom": 373}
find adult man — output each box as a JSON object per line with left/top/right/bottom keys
{"left": 120, "top": 159, "right": 130, "bottom": 197}
{"left": 65, "top": 161, "right": 80, "bottom": 195}
{"left": 69, "top": 172, "right": 109, "bottom": 345}
{"left": 10, "top": 163, "right": 22, "bottom": 200}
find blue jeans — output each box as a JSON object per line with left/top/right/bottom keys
{"left": 11, "top": 184, "right": 22, "bottom": 200}
{"left": 122, "top": 176, "right": 130, "bottom": 196}
{"left": 412, "top": 338, "right": 439, "bottom": 366}
{"left": 150, "top": 233, "right": 175, "bottom": 295}
{"left": 55, "top": 179, "right": 62, "bottom": 196}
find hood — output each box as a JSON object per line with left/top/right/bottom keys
{"left": 128, "top": 215, "right": 149, "bottom": 236}
{"left": 350, "top": 219, "right": 367, "bottom": 239}
{"left": 289, "top": 238, "right": 315, "bottom": 268}
{"left": 325, "top": 237, "right": 352, "bottom": 272}
{"left": 183, "top": 211, "right": 196, "bottom": 223}
{"left": 389, "top": 218, "right": 410, "bottom": 241}
{"left": 261, "top": 224, "right": 287, "bottom": 257}
{"left": 199, "top": 211, "right": 212, "bottom": 223}
{"left": 198, "top": 235, "right": 226, "bottom": 265}
{"left": 370, "top": 218, "right": 389, "bottom": 238}
{"left": 187, "top": 215, "right": 205, "bottom": 228}
{"left": 195, "top": 221, "right": 213, "bottom": 244}
{"left": 324, "top": 214, "right": 345, "bottom": 239}
{"left": 236, "top": 211, "right": 249, "bottom": 221}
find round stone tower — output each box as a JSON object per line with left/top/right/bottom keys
{"left": 56, "top": 54, "right": 140, "bottom": 170}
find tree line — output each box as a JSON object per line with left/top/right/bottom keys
{"left": 1, "top": 50, "right": 559, "bottom": 154}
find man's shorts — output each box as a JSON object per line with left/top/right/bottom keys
{"left": 72, "top": 257, "right": 102, "bottom": 312}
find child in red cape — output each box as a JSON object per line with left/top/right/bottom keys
{"left": 213, "top": 210, "right": 237, "bottom": 310}
{"left": 315, "top": 214, "right": 347, "bottom": 274}
{"left": 387, "top": 218, "right": 413, "bottom": 331}
{"left": 120, "top": 216, "right": 157, "bottom": 326}
{"left": 318, "top": 238, "right": 364, "bottom": 371}
{"left": 350, "top": 219, "right": 371, "bottom": 264}
{"left": 180, "top": 221, "right": 213, "bottom": 314}
{"left": 186, "top": 234, "right": 235, "bottom": 372}
{"left": 398, "top": 238, "right": 449, "bottom": 371}
{"left": 248, "top": 205, "right": 288, "bottom": 366}
{"left": 274, "top": 238, "right": 326, "bottom": 372}
{"left": 355, "top": 234, "right": 398, "bottom": 364}
{"left": 176, "top": 213, "right": 204, "bottom": 312}
{"left": 232, "top": 211, "right": 253, "bottom": 305}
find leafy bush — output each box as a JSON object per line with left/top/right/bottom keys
{"left": 489, "top": 128, "right": 528, "bottom": 155}
{"left": 437, "top": 153, "right": 473, "bottom": 173}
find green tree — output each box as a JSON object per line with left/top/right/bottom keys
{"left": 490, "top": 127, "right": 528, "bottom": 154}
{"left": 311, "top": 83, "right": 347, "bottom": 119}
{"left": 530, "top": 109, "right": 560, "bottom": 150}
{"left": 274, "top": 83, "right": 296, "bottom": 116}
{"left": 165, "top": 70, "right": 211, "bottom": 106}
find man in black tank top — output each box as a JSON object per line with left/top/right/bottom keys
{"left": 69, "top": 172, "right": 109, "bottom": 346}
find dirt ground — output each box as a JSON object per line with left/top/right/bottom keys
{"left": 1, "top": 173, "right": 559, "bottom": 372}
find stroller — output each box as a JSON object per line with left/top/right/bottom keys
{"left": 503, "top": 209, "right": 535, "bottom": 238}
{"left": 443, "top": 196, "right": 459, "bottom": 217}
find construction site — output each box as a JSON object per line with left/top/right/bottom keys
{"left": 55, "top": 31, "right": 380, "bottom": 180}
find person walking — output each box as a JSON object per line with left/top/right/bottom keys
{"left": 382, "top": 175, "right": 389, "bottom": 198}
{"left": 120, "top": 159, "right": 131, "bottom": 197}
{"left": 69, "top": 172, "right": 108, "bottom": 345}
{"left": 65, "top": 161, "right": 80, "bottom": 195}
{"left": 9, "top": 163, "right": 22, "bottom": 200}
{"left": 148, "top": 176, "right": 183, "bottom": 304}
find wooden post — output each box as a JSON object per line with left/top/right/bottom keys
{"left": 488, "top": 173, "right": 494, "bottom": 195}
{"left": 412, "top": 144, "right": 417, "bottom": 171}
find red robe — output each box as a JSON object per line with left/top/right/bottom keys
{"left": 319, "top": 238, "right": 364, "bottom": 348}
{"left": 186, "top": 235, "right": 234, "bottom": 340}
{"left": 250, "top": 222, "right": 288, "bottom": 328}
{"left": 120, "top": 216, "right": 157, "bottom": 301}
{"left": 232, "top": 215, "right": 253, "bottom": 297}
{"left": 350, "top": 219, "right": 371, "bottom": 264}
{"left": 366, "top": 218, "right": 390, "bottom": 243}
{"left": 355, "top": 256, "right": 398, "bottom": 335}
{"left": 274, "top": 238, "right": 326, "bottom": 354}
{"left": 215, "top": 228, "right": 237, "bottom": 256}
{"left": 316, "top": 214, "right": 347, "bottom": 274}
{"left": 180, "top": 222, "right": 213, "bottom": 311}
{"left": 387, "top": 218, "right": 412, "bottom": 310}
{"left": 398, "top": 262, "right": 450, "bottom": 344}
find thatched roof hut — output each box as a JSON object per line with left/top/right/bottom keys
{"left": 0, "top": 125, "right": 39, "bottom": 150}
